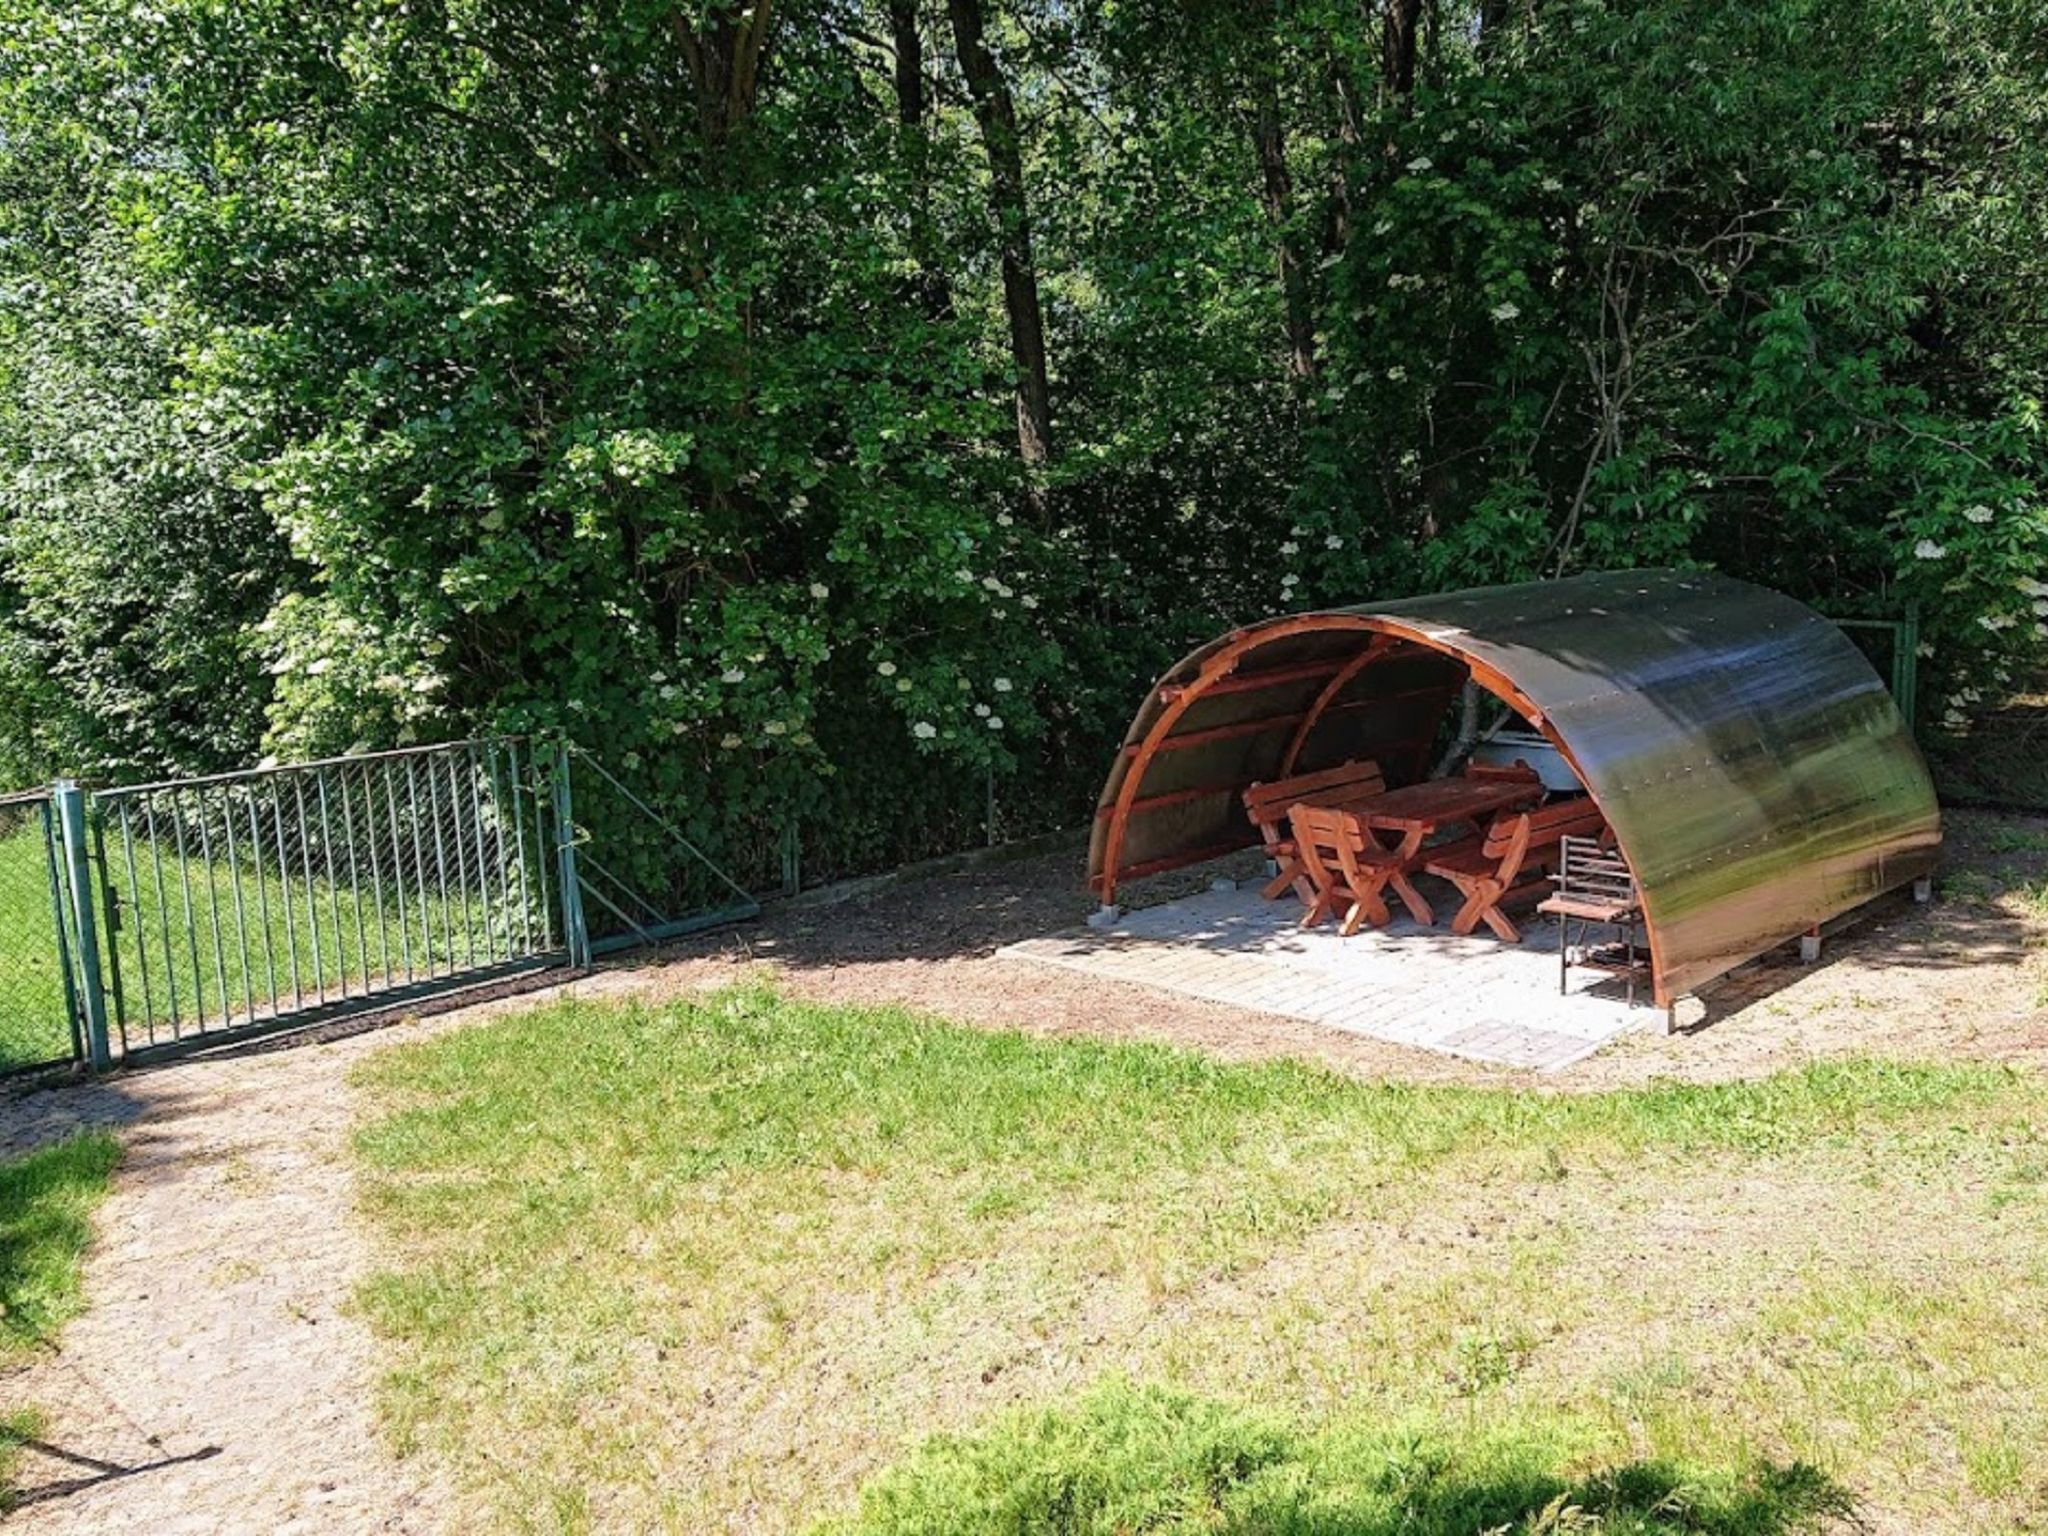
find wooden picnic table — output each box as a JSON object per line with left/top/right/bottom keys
{"left": 1292, "top": 775, "right": 1544, "bottom": 928}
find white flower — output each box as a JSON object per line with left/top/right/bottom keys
{"left": 996, "top": 513, "right": 1014, "bottom": 527}
{"left": 809, "top": 581, "right": 830, "bottom": 598}
{"left": 896, "top": 677, "right": 913, "bottom": 692}
{"left": 986, "top": 716, "right": 1003, "bottom": 731}
{"left": 956, "top": 677, "right": 972, "bottom": 690}
{"left": 1281, "top": 573, "right": 1299, "bottom": 588}
{"left": 764, "top": 720, "right": 788, "bottom": 735}
{"left": 1021, "top": 595, "right": 1039, "bottom": 609}
{"left": 912, "top": 721, "right": 937, "bottom": 740}
{"left": 877, "top": 660, "right": 898, "bottom": 677}
{"left": 649, "top": 670, "right": 668, "bottom": 684}
{"left": 1325, "top": 534, "right": 1344, "bottom": 550}
{"left": 1963, "top": 504, "right": 1994, "bottom": 524}
{"left": 720, "top": 733, "right": 743, "bottom": 749}
{"left": 1943, "top": 709, "right": 1968, "bottom": 728}
{"left": 1541, "top": 176, "right": 1563, "bottom": 193}
{"left": 955, "top": 568, "right": 973, "bottom": 582}
{"left": 2035, "top": 599, "right": 2048, "bottom": 616}
{"left": 1280, "top": 540, "right": 1299, "bottom": 555}
{"left": 1372, "top": 219, "right": 1393, "bottom": 236}
{"left": 1490, "top": 302, "right": 1521, "bottom": 322}
{"left": 1405, "top": 155, "right": 1433, "bottom": 173}
{"left": 1916, "top": 642, "right": 1935, "bottom": 658}
{"left": 981, "top": 575, "right": 1003, "bottom": 591}
{"left": 973, "top": 702, "right": 991, "bottom": 717}
{"left": 670, "top": 721, "right": 688, "bottom": 735}
{"left": 658, "top": 684, "right": 678, "bottom": 700}
{"left": 721, "top": 668, "right": 746, "bottom": 684}
{"left": 1978, "top": 613, "right": 2015, "bottom": 631}
{"left": 1386, "top": 365, "right": 1407, "bottom": 382}
{"left": 1912, "top": 540, "right": 1945, "bottom": 560}
{"left": 2019, "top": 577, "right": 2048, "bottom": 598}
{"left": 993, "top": 677, "right": 1012, "bottom": 692}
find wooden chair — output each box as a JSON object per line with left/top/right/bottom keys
{"left": 1421, "top": 798, "right": 1607, "bottom": 941}
{"left": 1538, "top": 834, "right": 1647, "bottom": 1005}
{"left": 1286, "top": 803, "right": 1428, "bottom": 935}
{"left": 1243, "top": 759, "right": 1385, "bottom": 901}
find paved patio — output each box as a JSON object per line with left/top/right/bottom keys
{"left": 999, "top": 882, "right": 1655, "bottom": 1071}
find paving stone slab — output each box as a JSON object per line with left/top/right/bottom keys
{"left": 1000, "top": 886, "right": 1650, "bottom": 1071}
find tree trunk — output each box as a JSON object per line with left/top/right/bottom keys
{"left": 674, "top": 0, "right": 779, "bottom": 147}
{"left": 887, "top": 0, "right": 952, "bottom": 318}
{"left": 1252, "top": 84, "right": 1318, "bottom": 392}
{"left": 945, "top": 0, "right": 1055, "bottom": 489}
{"left": 1381, "top": 0, "right": 1422, "bottom": 99}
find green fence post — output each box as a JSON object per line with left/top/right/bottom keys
{"left": 552, "top": 744, "right": 591, "bottom": 968}
{"left": 54, "top": 781, "right": 112, "bottom": 1071}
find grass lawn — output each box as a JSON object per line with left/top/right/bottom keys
{"left": 0, "top": 822, "right": 75, "bottom": 1071}
{"left": 0, "top": 1131, "right": 121, "bottom": 1505}
{"left": 352, "top": 987, "right": 2048, "bottom": 1535}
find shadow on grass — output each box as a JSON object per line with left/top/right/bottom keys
{"left": 817, "top": 1381, "right": 1854, "bottom": 1536}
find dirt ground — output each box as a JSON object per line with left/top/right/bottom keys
{"left": 1, "top": 809, "right": 2043, "bottom": 1533}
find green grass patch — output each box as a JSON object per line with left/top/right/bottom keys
{"left": 817, "top": 1380, "right": 1851, "bottom": 1536}
{"left": 0, "top": 824, "right": 74, "bottom": 1071}
{"left": 352, "top": 988, "right": 2048, "bottom": 1533}
{"left": 0, "top": 1132, "right": 118, "bottom": 1510}
{"left": 0, "top": 1131, "right": 120, "bottom": 1358}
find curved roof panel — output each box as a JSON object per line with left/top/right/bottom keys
{"left": 1087, "top": 569, "right": 1941, "bottom": 1003}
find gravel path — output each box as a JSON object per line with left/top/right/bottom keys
{"left": 1, "top": 1019, "right": 456, "bottom": 1534}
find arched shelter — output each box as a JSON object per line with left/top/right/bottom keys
{"left": 1088, "top": 569, "right": 1941, "bottom": 1007}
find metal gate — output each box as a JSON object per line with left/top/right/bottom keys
{"left": 3, "top": 737, "right": 757, "bottom": 1073}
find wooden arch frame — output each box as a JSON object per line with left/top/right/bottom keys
{"left": 1091, "top": 613, "right": 1671, "bottom": 1004}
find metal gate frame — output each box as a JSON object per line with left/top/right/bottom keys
{"left": 21, "top": 737, "right": 756, "bottom": 1073}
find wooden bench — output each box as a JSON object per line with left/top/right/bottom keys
{"left": 1243, "top": 759, "right": 1384, "bottom": 901}
{"left": 1286, "top": 803, "right": 1417, "bottom": 935}
{"left": 1421, "top": 798, "right": 1607, "bottom": 942}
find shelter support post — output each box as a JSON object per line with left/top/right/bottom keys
{"left": 1799, "top": 926, "right": 1822, "bottom": 964}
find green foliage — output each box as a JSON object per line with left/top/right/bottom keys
{"left": 1, "top": 0, "right": 2044, "bottom": 842}
{"left": 0, "top": 1130, "right": 119, "bottom": 1358}
{"left": 816, "top": 1379, "right": 1851, "bottom": 1535}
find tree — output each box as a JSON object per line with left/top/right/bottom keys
{"left": 945, "top": 0, "right": 1055, "bottom": 497}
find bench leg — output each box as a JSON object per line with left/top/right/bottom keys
{"left": 1338, "top": 885, "right": 1391, "bottom": 936}
{"left": 1259, "top": 862, "right": 1301, "bottom": 901}
{"left": 1387, "top": 871, "right": 1435, "bottom": 926}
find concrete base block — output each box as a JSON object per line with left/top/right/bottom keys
{"left": 1912, "top": 876, "right": 1933, "bottom": 904}
{"left": 1086, "top": 904, "right": 1122, "bottom": 930}
{"left": 1798, "top": 930, "right": 1822, "bottom": 963}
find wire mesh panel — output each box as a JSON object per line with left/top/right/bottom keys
{"left": 91, "top": 740, "right": 564, "bottom": 1055}
{"left": 0, "top": 789, "right": 83, "bottom": 1073}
